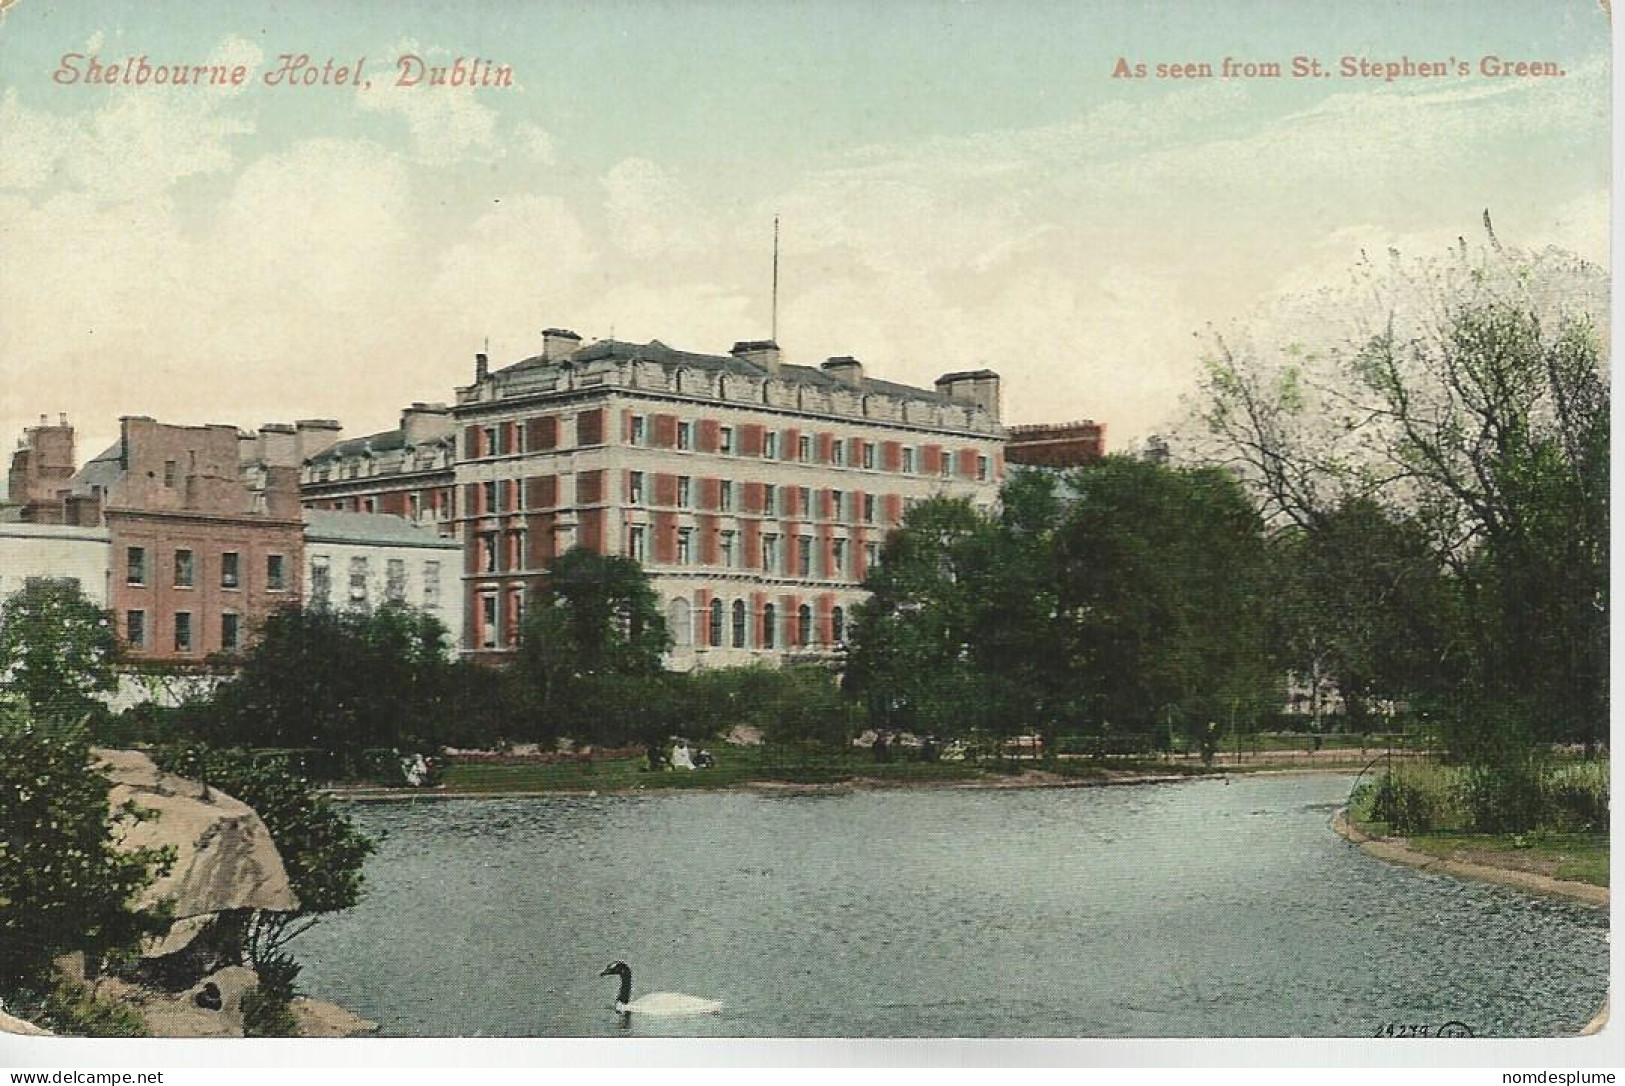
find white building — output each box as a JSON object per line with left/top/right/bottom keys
{"left": 302, "top": 510, "right": 465, "bottom": 654}
{"left": 0, "top": 522, "right": 112, "bottom": 605}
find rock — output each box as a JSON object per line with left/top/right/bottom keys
{"left": 93, "top": 749, "right": 298, "bottom": 956}
{"left": 291, "top": 997, "right": 378, "bottom": 1037}
{"left": 0, "top": 1008, "right": 52, "bottom": 1036}
{"left": 94, "top": 965, "right": 258, "bottom": 1038}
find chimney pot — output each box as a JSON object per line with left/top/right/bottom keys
{"left": 475, "top": 352, "right": 489, "bottom": 381}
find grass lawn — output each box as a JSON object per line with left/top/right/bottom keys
{"left": 1352, "top": 817, "right": 1609, "bottom": 888}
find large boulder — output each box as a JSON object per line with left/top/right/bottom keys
{"left": 93, "top": 749, "right": 297, "bottom": 956}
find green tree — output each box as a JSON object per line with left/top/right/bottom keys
{"left": 515, "top": 547, "right": 671, "bottom": 744}
{"left": 0, "top": 579, "right": 119, "bottom": 725}
{"left": 0, "top": 712, "right": 173, "bottom": 1001}
{"left": 211, "top": 603, "right": 456, "bottom": 767}
{"left": 1053, "top": 456, "right": 1276, "bottom": 748}
{"left": 1192, "top": 237, "right": 1608, "bottom": 752}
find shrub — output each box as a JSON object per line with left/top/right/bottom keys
{"left": 20, "top": 977, "right": 150, "bottom": 1038}
{"left": 1460, "top": 757, "right": 1547, "bottom": 833}
{"left": 241, "top": 953, "right": 301, "bottom": 1037}
{"left": 1544, "top": 761, "right": 1609, "bottom": 830}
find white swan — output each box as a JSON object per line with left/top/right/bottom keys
{"left": 600, "top": 961, "right": 723, "bottom": 1016}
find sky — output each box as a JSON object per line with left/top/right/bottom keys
{"left": 0, "top": 0, "right": 1610, "bottom": 483}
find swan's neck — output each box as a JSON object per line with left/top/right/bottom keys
{"left": 617, "top": 971, "right": 632, "bottom": 1006}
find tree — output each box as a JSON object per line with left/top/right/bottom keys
{"left": 211, "top": 603, "right": 456, "bottom": 766}
{"left": 844, "top": 497, "right": 1003, "bottom": 738}
{"left": 1053, "top": 456, "right": 1276, "bottom": 748}
{"left": 0, "top": 711, "right": 173, "bottom": 1000}
{"left": 0, "top": 579, "right": 119, "bottom": 725}
{"left": 515, "top": 547, "right": 670, "bottom": 744}
{"left": 1191, "top": 236, "right": 1608, "bottom": 751}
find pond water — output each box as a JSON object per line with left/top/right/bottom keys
{"left": 294, "top": 773, "right": 1608, "bottom": 1037}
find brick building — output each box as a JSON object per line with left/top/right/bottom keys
{"left": 1004, "top": 420, "right": 1106, "bottom": 468}
{"left": 299, "top": 404, "right": 458, "bottom": 536}
{"left": 453, "top": 329, "right": 1006, "bottom": 667}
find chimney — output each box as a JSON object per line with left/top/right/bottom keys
{"left": 475, "top": 352, "right": 489, "bottom": 381}
{"left": 820, "top": 355, "right": 864, "bottom": 388}
{"left": 731, "top": 340, "right": 781, "bottom": 375}
{"left": 294, "top": 419, "right": 344, "bottom": 461}
{"left": 934, "top": 369, "right": 1002, "bottom": 422}
{"left": 400, "top": 403, "right": 453, "bottom": 447}
{"left": 256, "top": 423, "right": 299, "bottom": 468}
{"left": 543, "top": 328, "right": 582, "bottom": 362}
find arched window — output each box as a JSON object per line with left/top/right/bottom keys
{"left": 732, "top": 599, "right": 747, "bottom": 648}
{"left": 668, "top": 597, "right": 691, "bottom": 648}
{"left": 762, "top": 603, "right": 776, "bottom": 649}
{"left": 832, "top": 606, "right": 846, "bottom": 645}
{"left": 709, "top": 597, "right": 724, "bottom": 648}
{"left": 797, "top": 604, "right": 813, "bottom": 646}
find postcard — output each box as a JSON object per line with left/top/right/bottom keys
{"left": 0, "top": 0, "right": 1614, "bottom": 1074}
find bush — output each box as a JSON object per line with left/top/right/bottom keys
{"left": 1544, "top": 761, "right": 1609, "bottom": 830}
{"left": 0, "top": 715, "right": 174, "bottom": 996}
{"left": 19, "top": 977, "right": 150, "bottom": 1037}
{"left": 241, "top": 953, "right": 301, "bottom": 1037}
{"left": 1460, "top": 757, "right": 1547, "bottom": 834}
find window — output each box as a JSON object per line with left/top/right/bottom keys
{"left": 350, "top": 557, "right": 369, "bottom": 611}
{"left": 720, "top": 426, "right": 735, "bottom": 455}
{"left": 266, "top": 554, "right": 287, "bottom": 591}
{"left": 678, "top": 421, "right": 694, "bottom": 450}
{"left": 732, "top": 599, "right": 747, "bottom": 648}
{"left": 832, "top": 606, "right": 846, "bottom": 644}
{"left": 173, "top": 549, "right": 194, "bottom": 588}
{"left": 832, "top": 539, "right": 848, "bottom": 577}
{"left": 764, "top": 431, "right": 779, "bottom": 458}
{"left": 386, "top": 559, "right": 406, "bottom": 603}
{"left": 631, "top": 415, "right": 647, "bottom": 446}
{"left": 865, "top": 542, "right": 881, "bottom": 570}
{"left": 629, "top": 526, "right": 647, "bottom": 562}
{"left": 709, "top": 597, "right": 724, "bottom": 647}
{"left": 221, "top": 551, "right": 240, "bottom": 589}
{"left": 221, "top": 613, "right": 240, "bottom": 652}
{"left": 763, "top": 484, "right": 777, "bottom": 515}
{"left": 482, "top": 426, "right": 497, "bottom": 457}
{"left": 174, "top": 611, "right": 193, "bottom": 653}
{"left": 482, "top": 481, "right": 497, "bottom": 514}
{"left": 423, "top": 561, "right": 441, "bottom": 610}
{"left": 831, "top": 440, "right": 846, "bottom": 466}
{"left": 479, "top": 533, "right": 497, "bottom": 573}
{"left": 669, "top": 598, "right": 692, "bottom": 649}
{"left": 678, "top": 476, "right": 692, "bottom": 508}
{"left": 863, "top": 494, "right": 877, "bottom": 523}
{"left": 310, "top": 556, "right": 331, "bottom": 607}
{"left": 762, "top": 603, "right": 776, "bottom": 649}
{"left": 862, "top": 442, "right": 875, "bottom": 470}
{"left": 409, "top": 493, "right": 422, "bottom": 520}
{"left": 799, "top": 434, "right": 812, "bottom": 461}
{"left": 677, "top": 528, "right": 693, "bottom": 565}
{"left": 163, "top": 460, "right": 177, "bottom": 487}
{"left": 480, "top": 594, "right": 498, "bottom": 649}
{"left": 903, "top": 447, "right": 917, "bottom": 474}
{"left": 126, "top": 609, "right": 146, "bottom": 649}
{"left": 978, "top": 455, "right": 990, "bottom": 482}
{"left": 719, "top": 480, "right": 734, "bottom": 511}
{"left": 941, "top": 454, "right": 952, "bottom": 478}
{"left": 797, "top": 487, "right": 811, "bottom": 517}
{"left": 830, "top": 490, "right": 844, "bottom": 521}
{"left": 363, "top": 497, "right": 376, "bottom": 514}
{"left": 797, "top": 535, "right": 812, "bottom": 577}
{"left": 720, "top": 530, "right": 737, "bottom": 568}
{"left": 797, "top": 604, "right": 813, "bottom": 646}
{"left": 126, "top": 546, "right": 147, "bottom": 586}
{"left": 629, "top": 472, "right": 644, "bottom": 505}
{"left": 762, "top": 533, "right": 780, "bottom": 573}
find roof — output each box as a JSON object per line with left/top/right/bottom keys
{"left": 305, "top": 426, "right": 450, "bottom": 466}
{"left": 70, "top": 442, "right": 124, "bottom": 494}
{"left": 303, "top": 510, "right": 460, "bottom": 549}
{"left": 490, "top": 338, "right": 957, "bottom": 406}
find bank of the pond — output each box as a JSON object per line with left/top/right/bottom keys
{"left": 1332, "top": 808, "right": 1608, "bottom": 907}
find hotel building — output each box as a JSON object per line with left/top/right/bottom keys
{"left": 452, "top": 330, "right": 1006, "bottom": 668}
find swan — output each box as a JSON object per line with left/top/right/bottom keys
{"left": 600, "top": 961, "right": 723, "bottom": 1016}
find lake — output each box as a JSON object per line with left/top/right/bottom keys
{"left": 294, "top": 773, "right": 1608, "bottom": 1037}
